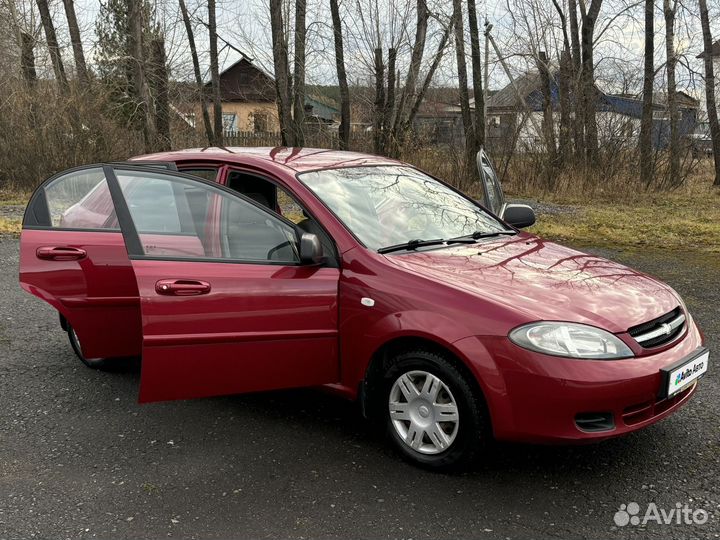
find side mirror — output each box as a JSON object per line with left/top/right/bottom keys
{"left": 502, "top": 204, "right": 536, "bottom": 229}
{"left": 299, "top": 232, "right": 324, "bottom": 264}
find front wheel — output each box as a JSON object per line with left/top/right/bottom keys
{"left": 67, "top": 325, "right": 108, "bottom": 369}
{"left": 383, "top": 350, "right": 489, "bottom": 471}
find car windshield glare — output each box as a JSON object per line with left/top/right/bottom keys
{"left": 298, "top": 166, "right": 510, "bottom": 251}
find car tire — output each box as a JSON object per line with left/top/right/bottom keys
{"left": 382, "top": 349, "right": 489, "bottom": 471}
{"left": 67, "top": 324, "right": 108, "bottom": 369}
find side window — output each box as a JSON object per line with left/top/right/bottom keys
{"left": 116, "top": 170, "right": 300, "bottom": 263}
{"left": 43, "top": 168, "right": 117, "bottom": 229}
{"left": 225, "top": 170, "right": 336, "bottom": 261}
{"left": 181, "top": 168, "right": 219, "bottom": 182}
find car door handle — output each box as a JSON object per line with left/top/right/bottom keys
{"left": 36, "top": 246, "right": 87, "bottom": 261}
{"left": 155, "top": 279, "right": 211, "bottom": 296}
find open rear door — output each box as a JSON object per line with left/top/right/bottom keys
{"left": 104, "top": 165, "right": 340, "bottom": 403}
{"left": 19, "top": 166, "right": 141, "bottom": 359}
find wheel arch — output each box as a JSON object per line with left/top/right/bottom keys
{"left": 360, "top": 334, "right": 489, "bottom": 422}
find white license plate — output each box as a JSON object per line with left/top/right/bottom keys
{"left": 664, "top": 350, "right": 709, "bottom": 398}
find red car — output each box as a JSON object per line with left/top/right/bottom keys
{"left": 19, "top": 147, "right": 709, "bottom": 469}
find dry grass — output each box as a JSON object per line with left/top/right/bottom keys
{"left": 521, "top": 164, "right": 720, "bottom": 254}
{"left": 0, "top": 217, "right": 22, "bottom": 234}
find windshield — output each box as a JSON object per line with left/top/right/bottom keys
{"left": 298, "top": 166, "right": 510, "bottom": 251}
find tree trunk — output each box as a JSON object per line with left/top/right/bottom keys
{"left": 329, "top": 0, "right": 350, "bottom": 150}
{"left": 20, "top": 32, "right": 37, "bottom": 86}
{"left": 373, "top": 47, "right": 385, "bottom": 155}
{"left": 580, "top": 0, "right": 602, "bottom": 164}
{"left": 453, "top": 0, "right": 475, "bottom": 179}
{"left": 537, "top": 51, "right": 557, "bottom": 167}
{"left": 208, "top": 0, "right": 223, "bottom": 146}
{"left": 62, "top": 0, "right": 89, "bottom": 83}
{"left": 404, "top": 19, "right": 454, "bottom": 138}
{"left": 128, "top": 0, "right": 156, "bottom": 152}
{"left": 269, "top": 0, "right": 294, "bottom": 146}
{"left": 558, "top": 48, "right": 572, "bottom": 164}
{"left": 292, "top": 0, "right": 307, "bottom": 146}
{"left": 639, "top": 0, "right": 654, "bottom": 186}
{"left": 389, "top": 0, "right": 428, "bottom": 156}
{"left": 35, "top": 0, "right": 68, "bottom": 89}
{"left": 567, "top": 0, "right": 583, "bottom": 158}
{"left": 382, "top": 48, "right": 397, "bottom": 155}
{"left": 699, "top": 0, "right": 720, "bottom": 186}
{"left": 151, "top": 37, "right": 171, "bottom": 151}
{"left": 467, "top": 0, "right": 484, "bottom": 148}
{"left": 179, "top": 0, "right": 213, "bottom": 145}
{"left": 664, "top": 0, "right": 679, "bottom": 186}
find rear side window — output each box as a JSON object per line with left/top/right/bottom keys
{"left": 181, "top": 168, "right": 219, "bottom": 182}
{"left": 43, "top": 168, "right": 117, "bottom": 229}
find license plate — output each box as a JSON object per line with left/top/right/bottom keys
{"left": 661, "top": 349, "right": 709, "bottom": 399}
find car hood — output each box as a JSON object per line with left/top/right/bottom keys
{"left": 384, "top": 235, "right": 681, "bottom": 333}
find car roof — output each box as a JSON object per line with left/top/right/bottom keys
{"left": 131, "top": 147, "right": 404, "bottom": 174}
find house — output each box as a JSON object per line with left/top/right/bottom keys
{"left": 480, "top": 70, "right": 698, "bottom": 151}
{"left": 196, "top": 57, "right": 339, "bottom": 134}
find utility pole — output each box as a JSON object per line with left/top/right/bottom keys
{"left": 483, "top": 20, "right": 491, "bottom": 144}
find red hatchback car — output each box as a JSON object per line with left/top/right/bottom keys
{"left": 19, "top": 147, "right": 709, "bottom": 469}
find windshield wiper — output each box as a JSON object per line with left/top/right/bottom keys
{"left": 446, "top": 230, "right": 517, "bottom": 244}
{"left": 378, "top": 237, "right": 477, "bottom": 254}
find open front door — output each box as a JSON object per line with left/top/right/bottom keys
{"left": 476, "top": 148, "right": 506, "bottom": 217}
{"left": 105, "top": 165, "right": 340, "bottom": 403}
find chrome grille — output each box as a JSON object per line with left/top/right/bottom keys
{"left": 628, "top": 307, "right": 686, "bottom": 349}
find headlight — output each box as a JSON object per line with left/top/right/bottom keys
{"left": 509, "top": 322, "right": 634, "bottom": 359}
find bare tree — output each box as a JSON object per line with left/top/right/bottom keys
{"left": 330, "top": 0, "right": 351, "bottom": 150}
{"left": 664, "top": 0, "right": 679, "bottom": 185}
{"left": 150, "top": 36, "right": 170, "bottom": 151}
{"left": 61, "top": 0, "right": 89, "bottom": 83}
{"left": 179, "top": 0, "right": 213, "bottom": 145}
{"left": 269, "top": 0, "right": 294, "bottom": 146}
{"left": 208, "top": 0, "right": 223, "bottom": 146}
{"left": 20, "top": 32, "right": 37, "bottom": 87}
{"left": 699, "top": 0, "right": 720, "bottom": 187}
{"left": 639, "top": 0, "right": 654, "bottom": 186}
{"left": 467, "top": 0, "right": 484, "bottom": 148}
{"left": 128, "top": 0, "right": 156, "bottom": 151}
{"left": 35, "top": 0, "right": 68, "bottom": 88}
{"left": 453, "top": 0, "right": 475, "bottom": 176}
{"left": 579, "top": 0, "right": 603, "bottom": 163}
{"left": 373, "top": 46, "right": 385, "bottom": 154}
{"left": 292, "top": 0, "right": 307, "bottom": 146}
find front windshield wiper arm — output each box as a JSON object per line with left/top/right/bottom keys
{"left": 378, "top": 238, "right": 446, "bottom": 254}
{"left": 446, "top": 230, "right": 517, "bottom": 244}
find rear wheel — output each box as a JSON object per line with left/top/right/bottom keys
{"left": 67, "top": 324, "right": 108, "bottom": 369}
{"left": 382, "top": 349, "right": 489, "bottom": 470}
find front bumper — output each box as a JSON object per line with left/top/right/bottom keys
{"left": 454, "top": 318, "right": 706, "bottom": 443}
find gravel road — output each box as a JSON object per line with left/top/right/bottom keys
{"left": 0, "top": 236, "right": 718, "bottom": 540}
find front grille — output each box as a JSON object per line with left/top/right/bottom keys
{"left": 628, "top": 307, "right": 686, "bottom": 349}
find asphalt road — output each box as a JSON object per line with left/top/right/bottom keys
{"left": 1, "top": 236, "right": 718, "bottom": 540}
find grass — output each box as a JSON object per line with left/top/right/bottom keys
{"left": 520, "top": 174, "right": 720, "bottom": 254}
{"left": 0, "top": 217, "right": 21, "bottom": 234}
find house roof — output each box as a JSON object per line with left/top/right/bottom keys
{"left": 483, "top": 69, "right": 698, "bottom": 116}
{"left": 205, "top": 56, "right": 339, "bottom": 117}
{"left": 697, "top": 40, "right": 720, "bottom": 58}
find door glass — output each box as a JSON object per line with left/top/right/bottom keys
{"left": 43, "top": 168, "right": 118, "bottom": 229}
{"left": 181, "top": 168, "right": 219, "bottom": 182}
{"left": 115, "top": 170, "right": 300, "bottom": 263}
